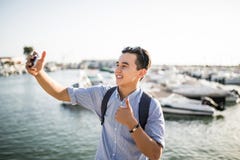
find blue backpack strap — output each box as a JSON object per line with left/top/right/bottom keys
{"left": 101, "top": 86, "right": 117, "bottom": 125}
{"left": 139, "top": 92, "right": 151, "bottom": 130}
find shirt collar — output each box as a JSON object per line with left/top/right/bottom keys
{"left": 115, "top": 87, "right": 142, "bottom": 103}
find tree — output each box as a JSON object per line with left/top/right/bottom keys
{"left": 23, "top": 46, "right": 34, "bottom": 57}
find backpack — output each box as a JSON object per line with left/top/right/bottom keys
{"left": 101, "top": 86, "right": 151, "bottom": 130}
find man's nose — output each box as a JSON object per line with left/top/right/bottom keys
{"left": 115, "top": 66, "right": 122, "bottom": 73}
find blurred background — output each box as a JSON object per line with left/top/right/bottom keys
{"left": 1, "top": 0, "right": 240, "bottom": 160}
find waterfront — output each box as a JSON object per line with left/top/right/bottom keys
{"left": 0, "top": 70, "right": 240, "bottom": 160}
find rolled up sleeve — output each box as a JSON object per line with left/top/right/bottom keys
{"left": 67, "top": 87, "right": 78, "bottom": 105}
{"left": 67, "top": 85, "right": 109, "bottom": 117}
{"left": 145, "top": 98, "right": 165, "bottom": 148}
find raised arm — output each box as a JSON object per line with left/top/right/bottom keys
{"left": 25, "top": 51, "right": 70, "bottom": 102}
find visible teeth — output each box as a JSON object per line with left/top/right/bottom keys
{"left": 116, "top": 75, "right": 122, "bottom": 78}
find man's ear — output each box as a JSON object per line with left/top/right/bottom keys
{"left": 138, "top": 69, "right": 147, "bottom": 79}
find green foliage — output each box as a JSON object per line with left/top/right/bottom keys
{"left": 23, "top": 46, "right": 34, "bottom": 56}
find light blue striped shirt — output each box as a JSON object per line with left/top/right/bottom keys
{"left": 68, "top": 85, "right": 165, "bottom": 160}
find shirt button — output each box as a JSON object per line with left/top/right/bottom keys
{"left": 115, "top": 127, "right": 117, "bottom": 131}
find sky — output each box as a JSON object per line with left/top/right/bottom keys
{"left": 1, "top": 0, "right": 240, "bottom": 65}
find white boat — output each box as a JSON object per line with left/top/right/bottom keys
{"left": 87, "top": 70, "right": 104, "bottom": 86}
{"left": 86, "top": 69, "right": 115, "bottom": 86}
{"left": 160, "top": 94, "right": 216, "bottom": 116}
{"left": 61, "top": 69, "right": 115, "bottom": 106}
{"left": 210, "top": 72, "right": 240, "bottom": 85}
{"left": 225, "top": 76, "right": 240, "bottom": 85}
{"left": 171, "top": 79, "right": 240, "bottom": 106}
{"left": 61, "top": 70, "right": 92, "bottom": 106}
{"left": 72, "top": 70, "right": 92, "bottom": 88}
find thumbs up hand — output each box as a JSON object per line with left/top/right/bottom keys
{"left": 115, "top": 98, "right": 138, "bottom": 129}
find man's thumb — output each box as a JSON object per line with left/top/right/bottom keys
{"left": 125, "top": 98, "right": 131, "bottom": 109}
{"left": 40, "top": 51, "right": 46, "bottom": 61}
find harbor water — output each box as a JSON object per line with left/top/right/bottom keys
{"left": 0, "top": 70, "right": 240, "bottom": 160}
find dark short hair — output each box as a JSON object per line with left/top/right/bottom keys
{"left": 122, "top": 46, "right": 151, "bottom": 70}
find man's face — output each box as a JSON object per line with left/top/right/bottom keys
{"left": 115, "top": 53, "right": 143, "bottom": 87}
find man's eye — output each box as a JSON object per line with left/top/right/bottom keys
{"left": 121, "top": 65, "right": 127, "bottom": 69}
{"left": 115, "top": 64, "right": 127, "bottom": 69}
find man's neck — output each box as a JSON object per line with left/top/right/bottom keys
{"left": 118, "top": 84, "right": 139, "bottom": 100}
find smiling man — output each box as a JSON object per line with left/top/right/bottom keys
{"left": 26, "top": 46, "right": 165, "bottom": 160}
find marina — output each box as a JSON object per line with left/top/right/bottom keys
{"left": 0, "top": 68, "right": 240, "bottom": 160}
{"left": 2, "top": 0, "right": 240, "bottom": 159}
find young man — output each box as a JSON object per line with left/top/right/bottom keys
{"left": 26, "top": 46, "right": 165, "bottom": 160}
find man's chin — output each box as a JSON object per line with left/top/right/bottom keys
{"left": 116, "top": 80, "right": 123, "bottom": 86}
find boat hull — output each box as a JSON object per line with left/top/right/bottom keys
{"left": 162, "top": 105, "right": 214, "bottom": 116}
